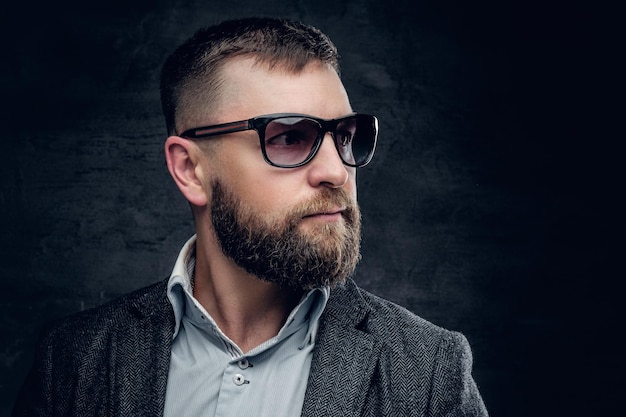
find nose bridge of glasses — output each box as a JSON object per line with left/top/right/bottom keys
{"left": 315, "top": 128, "right": 345, "bottom": 167}
{"left": 317, "top": 119, "right": 339, "bottom": 144}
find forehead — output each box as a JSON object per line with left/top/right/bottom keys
{"left": 213, "top": 57, "right": 353, "bottom": 123}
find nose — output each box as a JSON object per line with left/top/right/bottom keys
{"left": 306, "top": 133, "right": 350, "bottom": 188}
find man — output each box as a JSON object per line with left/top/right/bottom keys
{"left": 13, "top": 17, "right": 488, "bottom": 416}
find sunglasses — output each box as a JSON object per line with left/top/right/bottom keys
{"left": 180, "top": 113, "right": 378, "bottom": 168}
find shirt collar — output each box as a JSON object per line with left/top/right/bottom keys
{"left": 167, "top": 235, "right": 197, "bottom": 338}
{"left": 166, "top": 235, "right": 330, "bottom": 346}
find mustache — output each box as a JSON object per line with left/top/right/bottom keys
{"left": 286, "top": 188, "right": 358, "bottom": 224}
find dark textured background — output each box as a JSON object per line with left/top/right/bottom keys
{"left": 0, "top": 1, "right": 619, "bottom": 416}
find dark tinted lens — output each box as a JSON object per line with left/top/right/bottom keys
{"left": 264, "top": 117, "right": 320, "bottom": 166}
{"left": 335, "top": 117, "right": 358, "bottom": 164}
{"left": 336, "top": 115, "right": 377, "bottom": 166}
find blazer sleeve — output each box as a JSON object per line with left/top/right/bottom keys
{"left": 427, "top": 331, "right": 488, "bottom": 417}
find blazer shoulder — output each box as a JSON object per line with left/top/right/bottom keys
{"left": 13, "top": 280, "right": 174, "bottom": 417}
{"left": 357, "top": 287, "right": 488, "bottom": 416}
{"left": 330, "top": 280, "right": 469, "bottom": 358}
{"left": 42, "top": 279, "right": 170, "bottom": 347}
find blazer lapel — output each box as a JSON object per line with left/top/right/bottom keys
{"left": 301, "top": 279, "right": 382, "bottom": 417}
{"left": 108, "top": 280, "right": 175, "bottom": 416}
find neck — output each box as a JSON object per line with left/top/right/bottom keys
{"left": 192, "top": 228, "right": 302, "bottom": 353}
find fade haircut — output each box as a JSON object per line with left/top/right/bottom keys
{"left": 160, "top": 17, "right": 340, "bottom": 136}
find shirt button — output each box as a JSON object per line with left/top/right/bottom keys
{"left": 233, "top": 374, "right": 246, "bottom": 386}
{"left": 238, "top": 359, "right": 250, "bottom": 369}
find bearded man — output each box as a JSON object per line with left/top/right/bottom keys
{"left": 12, "top": 17, "right": 488, "bottom": 417}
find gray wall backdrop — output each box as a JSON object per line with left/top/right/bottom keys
{"left": 1, "top": 1, "right": 618, "bottom": 416}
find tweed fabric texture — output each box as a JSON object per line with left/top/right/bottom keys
{"left": 12, "top": 278, "right": 487, "bottom": 416}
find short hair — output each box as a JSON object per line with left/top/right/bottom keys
{"left": 160, "top": 17, "right": 340, "bottom": 136}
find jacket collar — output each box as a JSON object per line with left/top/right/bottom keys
{"left": 301, "top": 278, "right": 382, "bottom": 417}
{"left": 324, "top": 278, "right": 372, "bottom": 327}
{"left": 107, "top": 279, "right": 175, "bottom": 415}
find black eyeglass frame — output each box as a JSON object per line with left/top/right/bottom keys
{"left": 179, "top": 113, "right": 378, "bottom": 168}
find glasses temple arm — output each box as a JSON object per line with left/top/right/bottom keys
{"left": 180, "top": 120, "right": 252, "bottom": 139}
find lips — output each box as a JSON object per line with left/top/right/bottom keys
{"left": 303, "top": 207, "right": 345, "bottom": 218}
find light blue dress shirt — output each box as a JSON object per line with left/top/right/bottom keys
{"left": 163, "top": 236, "right": 330, "bottom": 417}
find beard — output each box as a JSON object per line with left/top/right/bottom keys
{"left": 210, "top": 180, "right": 361, "bottom": 291}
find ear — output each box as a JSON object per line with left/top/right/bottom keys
{"left": 164, "top": 136, "right": 209, "bottom": 207}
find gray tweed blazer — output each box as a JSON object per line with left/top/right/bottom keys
{"left": 12, "top": 278, "right": 488, "bottom": 416}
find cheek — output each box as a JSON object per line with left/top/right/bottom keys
{"left": 221, "top": 169, "right": 292, "bottom": 214}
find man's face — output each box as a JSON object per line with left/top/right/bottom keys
{"left": 196, "top": 57, "right": 361, "bottom": 290}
